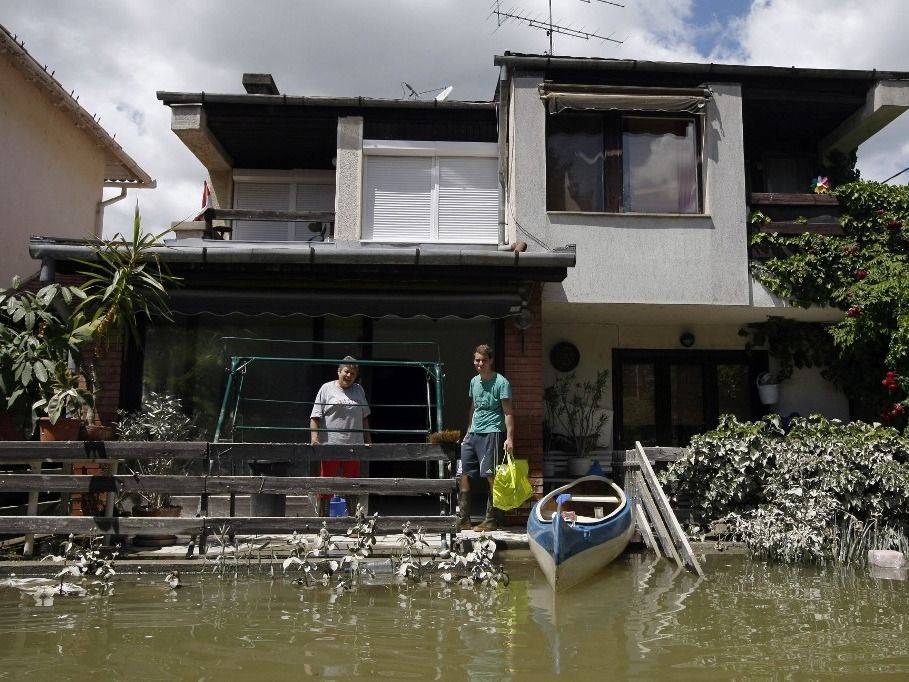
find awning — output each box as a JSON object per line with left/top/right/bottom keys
{"left": 167, "top": 289, "right": 524, "bottom": 319}
{"left": 540, "top": 84, "right": 711, "bottom": 115}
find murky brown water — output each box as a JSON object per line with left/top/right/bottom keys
{"left": 1, "top": 552, "right": 908, "bottom": 680}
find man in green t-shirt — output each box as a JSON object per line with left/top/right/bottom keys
{"left": 459, "top": 344, "right": 514, "bottom": 531}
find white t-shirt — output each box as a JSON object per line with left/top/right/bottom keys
{"left": 310, "top": 381, "right": 370, "bottom": 445}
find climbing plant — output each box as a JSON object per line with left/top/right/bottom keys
{"left": 664, "top": 414, "right": 909, "bottom": 564}
{"left": 751, "top": 180, "right": 909, "bottom": 424}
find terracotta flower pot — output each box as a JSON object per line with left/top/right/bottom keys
{"left": 38, "top": 417, "right": 82, "bottom": 442}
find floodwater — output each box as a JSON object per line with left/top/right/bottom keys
{"left": 1, "top": 552, "right": 908, "bottom": 680}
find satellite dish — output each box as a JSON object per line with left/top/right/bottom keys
{"left": 435, "top": 85, "right": 454, "bottom": 102}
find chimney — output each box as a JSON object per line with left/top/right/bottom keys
{"left": 242, "top": 73, "right": 279, "bottom": 95}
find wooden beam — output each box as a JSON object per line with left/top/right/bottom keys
{"left": 203, "top": 208, "right": 335, "bottom": 223}
{"left": 633, "top": 502, "right": 661, "bottom": 559}
{"left": 635, "top": 442, "right": 704, "bottom": 577}
{"left": 0, "top": 475, "right": 455, "bottom": 496}
{"left": 209, "top": 442, "right": 456, "bottom": 463}
{"left": 0, "top": 515, "right": 459, "bottom": 536}
{"left": 0, "top": 441, "right": 207, "bottom": 461}
{"left": 633, "top": 471, "right": 682, "bottom": 566}
{"left": 749, "top": 192, "right": 839, "bottom": 206}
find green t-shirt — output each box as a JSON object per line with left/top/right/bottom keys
{"left": 468, "top": 373, "right": 512, "bottom": 433}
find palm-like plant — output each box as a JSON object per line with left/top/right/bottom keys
{"left": 72, "top": 206, "right": 180, "bottom": 423}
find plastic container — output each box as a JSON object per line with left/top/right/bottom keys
{"left": 328, "top": 495, "right": 348, "bottom": 517}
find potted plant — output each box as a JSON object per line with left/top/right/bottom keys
{"left": 0, "top": 279, "right": 88, "bottom": 439}
{"left": 70, "top": 206, "right": 180, "bottom": 429}
{"left": 756, "top": 372, "right": 781, "bottom": 406}
{"left": 32, "top": 371, "right": 93, "bottom": 441}
{"left": 546, "top": 369, "right": 611, "bottom": 475}
{"left": 115, "top": 393, "right": 195, "bottom": 545}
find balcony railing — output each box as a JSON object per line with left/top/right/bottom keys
{"left": 201, "top": 208, "right": 335, "bottom": 242}
{"left": 748, "top": 192, "right": 843, "bottom": 236}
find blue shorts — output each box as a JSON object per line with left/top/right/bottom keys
{"left": 460, "top": 432, "right": 503, "bottom": 478}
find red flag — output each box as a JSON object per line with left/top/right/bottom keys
{"left": 194, "top": 181, "right": 212, "bottom": 221}
{"left": 201, "top": 181, "right": 211, "bottom": 209}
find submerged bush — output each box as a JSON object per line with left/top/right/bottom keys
{"left": 664, "top": 414, "right": 909, "bottom": 564}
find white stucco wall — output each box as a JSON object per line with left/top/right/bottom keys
{"left": 0, "top": 57, "right": 106, "bottom": 284}
{"left": 541, "top": 321, "right": 848, "bottom": 421}
{"left": 507, "top": 75, "right": 750, "bottom": 307}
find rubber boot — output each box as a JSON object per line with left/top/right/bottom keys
{"left": 472, "top": 494, "right": 499, "bottom": 532}
{"left": 458, "top": 489, "right": 472, "bottom": 530}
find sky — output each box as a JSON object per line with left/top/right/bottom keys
{"left": 2, "top": 0, "right": 909, "bottom": 236}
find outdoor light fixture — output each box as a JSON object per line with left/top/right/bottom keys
{"left": 679, "top": 332, "right": 695, "bottom": 348}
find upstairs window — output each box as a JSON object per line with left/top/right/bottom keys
{"left": 541, "top": 85, "right": 708, "bottom": 214}
{"left": 547, "top": 111, "right": 702, "bottom": 214}
{"left": 362, "top": 141, "right": 499, "bottom": 244}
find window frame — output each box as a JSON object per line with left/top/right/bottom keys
{"left": 545, "top": 110, "right": 705, "bottom": 215}
{"left": 361, "top": 140, "right": 499, "bottom": 244}
{"left": 612, "top": 348, "right": 768, "bottom": 450}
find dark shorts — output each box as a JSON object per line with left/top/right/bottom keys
{"left": 460, "top": 432, "right": 502, "bottom": 478}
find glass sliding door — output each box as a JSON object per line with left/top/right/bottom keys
{"left": 613, "top": 350, "right": 766, "bottom": 449}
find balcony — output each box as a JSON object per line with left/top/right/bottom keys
{"left": 748, "top": 192, "right": 843, "bottom": 235}
{"left": 200, "top": 208, "right": 335, "bottom": 242}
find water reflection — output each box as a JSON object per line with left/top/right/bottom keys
{"left": 0, "top": 554, "right": 908, "bottom": 679}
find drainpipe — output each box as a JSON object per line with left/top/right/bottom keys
{"left": 95, "top": 186, "right": 128, "bottom": 235}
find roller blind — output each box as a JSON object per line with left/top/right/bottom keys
{"left": 363, "top": 156, "right": 433, "bottom": 241}
{"left": 363, "top": 154, "right": 498, "bottom": 243}
{"left": 438, "top": 157, "right": 498, "bottom": 243}
{"left": 234, "top": 183, "right": 292, "bottom": 241}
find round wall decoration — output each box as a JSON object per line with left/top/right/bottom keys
{"left": 550, "top": 341, "right": 580, "bottom": 372}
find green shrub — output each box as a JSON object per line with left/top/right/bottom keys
{"left": 664, "top": 414, "right": 909, "bottom": 564}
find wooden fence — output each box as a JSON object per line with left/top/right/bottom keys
{"left": 0, "top": 441, "right": 458, "bottom": 556}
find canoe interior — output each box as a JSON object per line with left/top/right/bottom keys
{"left": 539, "top": 478, "right": 624, "bottom": 523}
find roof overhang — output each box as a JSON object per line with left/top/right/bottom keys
{"left": 29, "top": 237, "right": 575, "bottom": 319}
{"left": 157, "top": 92, "right": 496, "bottom": 171}
{"left": 0, "top": 24, "right": 154, "bottom": 188}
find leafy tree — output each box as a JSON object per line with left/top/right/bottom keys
{"left": 751, "top": 180, "right": 909, "bottom": 424}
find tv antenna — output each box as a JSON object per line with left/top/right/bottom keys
{"left": 491, "top": 0, "right": 624, "bottom": 55}
{"left": 401, "top": 82, "right": 455, "bottom": 101}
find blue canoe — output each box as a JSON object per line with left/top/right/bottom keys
{"left": 528, "top": 475, "right": 634, "bottom": 591}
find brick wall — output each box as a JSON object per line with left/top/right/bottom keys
{"left": 502, "top": 285, "right": 543, "bottom": 524}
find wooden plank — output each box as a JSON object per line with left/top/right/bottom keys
{"left": 205, "top": 476, "right": 455, "bottom": 495}
{"left": 204, "top": 208, "right": 335, "bottom": 223}
{"left": 0, "top": 475, "right": 456, "bottom": 496}
{"left": 758, "top": 222, "right": 843, "bottom": 236}
{"left": 633, "top": 502, "right": 661, "bottom": 559}
{"left": 635, "top": 442, "right": 704, "bottom": 577}
{"left": 749, "top": 192, "right": 839, "bottom": 206}
{"left": 0, "top": 515, "right": 459, "bottom": 536}
{"left": 210, "top": 442, "right": 457, "bottom": 463}
{"left": 634, "top": 471, "right": 682, "bottom": 567}
{"left": 0, "top": 441, "right": 207, "bottom": 461}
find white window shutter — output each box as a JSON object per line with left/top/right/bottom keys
{"left": 437, "top": 157, "right": 499, "bottom": 243}
{"left": 294, "top": 183, "right": 336, "bottom": 241}
{"left": 234, "top": 183, "right": 291, "bottom": 241}
{"left": 363, "top": 157, "right": 432, "bottom": 241}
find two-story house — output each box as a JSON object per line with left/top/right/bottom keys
{"left": 0, "top": 23, "right": 154, "bottom": 286}
{"left": 30, "top": 73, "right": 574, "bottom": 507}
{"left": 495, "top": 53, "right": 909, "bottom": 452}
{"left": 28, "top": 56, "right": 909, "bottom": 498}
